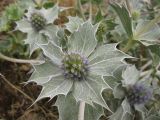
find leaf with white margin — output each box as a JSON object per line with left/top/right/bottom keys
{"left": 88, "top": 44, "right": 130, "bottom": 76}
{"left": 109, "top": 99, "right": 133, "bottom": 120}
{"left": 104, "top": 65, "right": 126, "bottom": 89}
{"left": 40, "top": 25, "right": 59, "bottom": 46}
{"left": 134, "top": 20, "right": 160, "bottom": 46}
{"left": 113, "top": 84, "right": 125, "bottom": 99}
{"left": 72, "top": 74, "right": 112, "bottom": 112}
{"left": 25, "top": 31, "right": 48, "bottom": 55}
{"left": 134, "top": 104, "right": 148, "bottom": 120}
{"left": 68, "top": 20, "right": 98, "bottom": 57}
{"left": 40, "top": 4, "right": 59, "bottom": 24}
{"left": 16, "top": 19, "right": 32, "bottom": 33}
{"left": 28, "top": 61, "right": 62, "bottom": 85}
{"left": 65, "top": 16, "right": 83, "bottom": 33}
{"left": 39, "top": 43, "right": 64, "bottom": 65}
{"left": 55, "top": 93, "right": 103, "bottom": 120}
{"left": 35, "top": 75, "right": 73, "bottom": 103}
{"left": 111, "top": 3, "right": 133, "bottom": 38}
{"left": 122, "top": 65, "right": 139, "bottom": 86}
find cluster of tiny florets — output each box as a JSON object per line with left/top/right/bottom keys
{"left": 61, "top": 53, "right": 89, "bottom": 81}
{"left": 127, "top": 84, "right": 152, "bottom": 105}
{"left": 97, "top": 22, "right": 107, "bottom": 35}
{"left": 30, "top": 13, "right": 46, "bottom": 31}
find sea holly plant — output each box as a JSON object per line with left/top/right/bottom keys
{"left": 110, "top": 65, "right": 153, "bottom": 120}
{"left": 26, "top": 18, "right": 130, "bottom": 119}
{"left": 16, "top": 4, "right": 60, "bottom": 54}
{"left": 0, "top": 1, "right": 157, "bottom": 120}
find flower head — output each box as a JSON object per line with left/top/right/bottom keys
{"left": 127, "top": 84, "right": 152, "bottom": 105}
{"left": 16, "top": 4, "right": 60, "bottom": 54}
{"left": 30, "top": 13, "right": 46, "bottom": 31}
{"left": 61, "top": 53, "right": 89, "bottom": 81}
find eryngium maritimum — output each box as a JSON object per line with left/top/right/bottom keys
{"left": 127, "top": 84, "right": 152, "bottom": 105}
{"left": 16, "top": 4, "right": 59, "bottom": 54}
{"left": 28, "top": 21, "right": 130, "bottom": 111}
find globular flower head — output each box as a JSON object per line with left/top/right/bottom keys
{"left": 61, "top": 53, "right": 89, "bottom": 81}
{"left": 16, "top": 4, "right": 60, "bottom": 55}
{"left": 30, "top": 12, "right": 46, "bottom": 31}
{"left": 127, "top": 84, "right": 152, "bottom": 105}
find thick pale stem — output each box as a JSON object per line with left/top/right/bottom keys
{"left": 78, "top": 101, "right": 85, "bottom": 120}
{"left": 77, "top": 0, "right": 85, "bottom": 20}
{"left": 0, "top": 53, "right": 44, "bottom": 64}
{"left": 89, "top": 0, "right": 92, "bottom": 21}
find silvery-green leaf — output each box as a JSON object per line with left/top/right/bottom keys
{"left": 39, "top": 43, "right": 64, "bottom": 65}
{"left": 28, "top": 61, "right": 62, "bottom": 84}
{"left": 16, "top": 19, "right": 33, "bottom": 33}
{"left": 113, "top": 84, "right": 125, "bottom": 99}
{"left": 27, "top": 60, "right": 73, "bottom": 103}
{"left": 41, "top": 25, "right": 59, "bottom": 45}
{"left": 40, "top": 4, "right": 59, "bottom": 24}
{"left": 72, "top": 74, "right": 111, "bottom": 112}
{"left": 134, "top": 20, "right": 160, "bottom": 46}
{"left": 110, "top": 99, "right": 133, "bottom": 120}
{"left": 88, "top": 44, "right": 130, "bottom": 76}
{"left": 122, "top": 65, "right": 139, "bottom": 86}
{"left": 111, "top": 3, "right": 133, "bottom": 38}
{"left": 146, "top": 116, "right": 160, "bottom": 120}
{"left": 134, "top": 104, "right": 148, "bottom": 120}
{"left": 55, "top": 93, "right": 103, "bottom": 120}
{"left": 65, "top": 16, "right": 83, "bottom": 33}
{"left": 149, "top": 45, "right": 160, "bottom": 67}
{"left": 35, "top": 75, "right": 73, "bottom": 102}
{"left": 25, "top": 31, "right": 48, "bottom": 55}
{"left": 104, "top": 65, "right": 126, "bottom": 89}
{"left": 68, "top": 20, "right": 98, "bottom": 57}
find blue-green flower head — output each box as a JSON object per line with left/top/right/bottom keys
{"left": 28, "top": 20, "right": 130, "bottom": 112}
{"left": 61, "top": 53, "right": 89, "bottom": 81}
{"left": 16, "top": 4, "right": 60, "bottom": 55}
{"left": 127, "top": 84, "right": 152, "bottom": 105}
{"left": 30, "top": 12, "right": 46, "bottom": 31}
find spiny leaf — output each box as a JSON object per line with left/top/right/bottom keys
{"left": 109, "top": 99, "right": 133, "bottom": 120}
{"left": 65, "top": 16, "right": 83, "bottom": 33}
{"left": 68, "top": 20, "right": 99, "bottom": 57}
{"left": 88, "top": 44, "right": 130, "bottom": 76}
{"left": 134, "top": 19, "right": 160, "bottom": 46}
{"left": 28, "top": 61, "right": 73, "bottom": 102}
{"left": 110, "top": 3, "right": 133, "bottom": 38}
{"left": 55, "top": 93, "right": 103, "bottom": 120}
{"left": 72, "top": 74, "right": 111, "bottom": 111}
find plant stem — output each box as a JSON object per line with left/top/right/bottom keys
{"left": 78, "top": 101, "right": 85, "bottom": 120}
{"left": 122, "top": 38, "right": 135, "bottom": 53}
{"left": 0, "top": 53, "right": 44, "bottom": 64}
{"left": 77, "top": 0, "right": 85, "bottom": 20}
{"left": 89, "top": 0, "right": 92, "bottom": 21}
